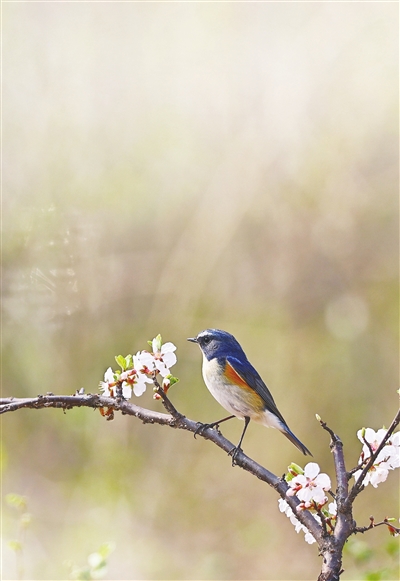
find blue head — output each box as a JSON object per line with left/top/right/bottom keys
{"left": 188, "top": 329, "right": 246, "bottom": 361}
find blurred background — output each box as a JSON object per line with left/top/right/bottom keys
{"left": 2, "top": 2, "right": 398, "bottom": 580}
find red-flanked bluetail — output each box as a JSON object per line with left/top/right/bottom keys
{"left": 188, "top": 329, "right": 312, "bottom": 463}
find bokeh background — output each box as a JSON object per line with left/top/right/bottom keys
{"left": 2, "top": 2, "right": 398, "bottom": 580}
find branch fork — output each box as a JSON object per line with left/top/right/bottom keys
{"left": 1, "top": 390, "right": 398, "bottom": 581}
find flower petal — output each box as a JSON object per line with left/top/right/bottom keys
{"left": 328, "top": 501, "right": 337, "bottom": 516}
{"left": 390, "top": 432, "right": 400, "bottom": 446}
{"left": 364, "top": 428, "right": 377, "bottom": 444}
{"left": 310, "top": 488, "right": 328, "bottom": 505}
{"left": 161, "top": 342, "right": 177, "bottom": 354}
{"left": 304, "top": 531, "right": 317, "bottom": 544}
{"left": 133, "top": 376, "right": 147, "bottom": 396}
{"left": 370, "top": 467, "right": 389, "bottom": 488}
{"left": 278, "top": 499, "right": 290, "bottom": 513}
{"left": 100, "top": 383, "right": 111, "bottom": 397}
{"left": 297, "top": 487, "right": 315, "bottom": 503}
{"left": 375, "top": 428, "right": 388, "bottom": 443}
{"left": 315, "top": 473, "right": 331, "bottom": 490}
{"left": 134, "top": 351, "right": 155, "bottom": 372}
{"left": 122, "top": 383, "right": 132, "bottom": 399}
{"left": 162, "top": 351, "right": 177, "bottom": 368}
{"left": 104, "top": 367, "right": 114, "bottom": 382}
{"left": 304, "top": 462, "right": 320, "bottom": 479}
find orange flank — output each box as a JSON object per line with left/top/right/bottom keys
{"left": 224, "top": 361, "right": 252, "bottom": 391}
{"left": 223, "top": 360, "right": 265, "bottom": 413}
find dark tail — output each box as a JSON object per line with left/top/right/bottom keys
{"left": 282, "top": 427, "right": 312, "bottom": 456}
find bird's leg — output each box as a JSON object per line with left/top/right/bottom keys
{"left": 194, "top": 415, "right": 236, "bottom": 438}
{"left": 228, "top": 416, "right": 250, "bottom": 466}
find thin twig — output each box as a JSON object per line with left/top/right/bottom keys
{"left": 346, "top": 458, "right": 369, "bottom": 478}
{"left": 313, "top": 501, "right": 329, "bottom": 537}
{"left": 151, "top": 377, "right": 184, "bottom": 420}
{"left": 362, "top": 434, "right": 375, "bottom": 459}
{"left": 354, "top": 516, "right": 400, "bottom": 535}
{"left": 317, "top": 417, "right": 348, "bottom": 500}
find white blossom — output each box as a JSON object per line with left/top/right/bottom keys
{"left": 152, "top": 341, "right": 177, "bottom": 377}
{"left": 357, "top": 428, "right": 387, "bottom": 456}
{"left": 287, "top": 462, "right": 331, "bottom": 506}
{"left": 99, "top": 367, "right": 115, "bottom": 397}
{"left": 304, "top": 530, "right": 316, "bottom": 544}
{"left": 278, "top": 498, "right": 291, "bottom": 515}
{"left": 354, "top": 463, "right": 390, "bottom": 488}
{"left": 354, "top": 428, "right": 400, "bottom": 488}
{"left": 134, "top": 351, "right": 155, "bottom": 373}
{"left": 278, "top": 498, "right": 318, "bottom": 544}
{"left": 328, "top": 501, "right": 337, "bottom": 517}
{"left": 133, "top": 372, "right": 151, "bottom": 397}
{"left": 98, "top": 336, "right": 178, "bottom": 400}
{"left": 121, "top": 382, "right": 132, "bottom": 399}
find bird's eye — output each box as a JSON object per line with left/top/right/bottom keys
{"left": 202, "top": 336, "right": 211, "bottom": 345}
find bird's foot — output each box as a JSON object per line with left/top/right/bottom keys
{"left": 228, "top": 445, "right": 242, "bottom": 466}
{"left": 194, "top": 421, "right": 221, "bottom": 439}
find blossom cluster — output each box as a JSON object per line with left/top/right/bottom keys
{"left": 353, "top": 428, "right": 400, "bottom": 488}
{"left": 279, "top": 462, "right": 336, "bottom": 544}
{"left": 280, "top": 428, "right": 400, "bottom": 544}
{"left": 99, "top": 335, "right": 178, "bottom": 400}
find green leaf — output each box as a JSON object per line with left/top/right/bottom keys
{"left": 386, "top": 538, "right": 400, "bottom": 557}
{"left": 152, "top": 334, "right": 162, "bottom": 352}
{"left": 8, "top": 540, "right": 22, "bottom": 552}
{"left": 165, "top": 374, "right": 179, "bottom": 387}
{"left": 97, "top": 542, "right": 115, "bottom": 558}
{"left": 345, "top": 539, "right": 372, "bottom": 562}
{"left": 288, "top": 462, "right": 304, "bottom": 476}
{"left": 5, "top": 493, "right": 27, "bottom": 511}
{"left": 73, "top": 567, "right": 92, "bottom": 581}
{"left": 125, "top": 354, "right": 133, "bottom": 369}
{"left": 115, "top": 355, "right": 127, "bottom": 371}
{"left": 365, "top": 572, "right": 384, "bottom": 581}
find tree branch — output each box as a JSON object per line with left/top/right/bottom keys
{"left": 0, "top": 391, "right": 323, "bottom": 543}
{"left": 316, "top": 418, "right": 351, "bottom": 581}
{"left": 4, "top": 391, "right": 398, "bottom": 581}
{"left": 317, "top": 418, "right": 348, "bottom": 500}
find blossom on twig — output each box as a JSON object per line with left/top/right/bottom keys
{"left": 286, "top": 462, "right": 331, "bottom": 507}
{"left": 280, "top": 462, "right": 335, "bottom": 544}
{"left": 98, "top": 335, "right": 178, "bottom": 401}
{"left": 151, "top": 337, "right": 177, "bottom": 377}
{"left": 278, "top": 498, "right": 326, "bottom": 544}
{"left": 353, "top": 428, "right": 400, "bottom": 488}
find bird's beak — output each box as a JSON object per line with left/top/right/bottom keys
{"left": 187, "top": 337, "right": 198, "bottom": 343}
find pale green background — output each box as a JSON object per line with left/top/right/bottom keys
{"left": 2, "top": 1, "right": 398, "bottom": 580}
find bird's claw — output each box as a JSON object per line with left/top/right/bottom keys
{"left": 194, "top": 423, "right": 206, "bottom": 438}
{"left": 228, "top": 445, "right": 242, "bottom": 466}
{"left": 194, "top": 421, "right": 220, "bottom": 439}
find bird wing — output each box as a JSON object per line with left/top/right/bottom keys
{"left": 225, "top": 356, "right": 288, "bottom": 426}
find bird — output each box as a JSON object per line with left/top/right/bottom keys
{"left": 188, "top": 328, "right": 312, "bottom": 463}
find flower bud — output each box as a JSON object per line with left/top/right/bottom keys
{"left": 288, "top": 462, "right": 304, "bottom": 477}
